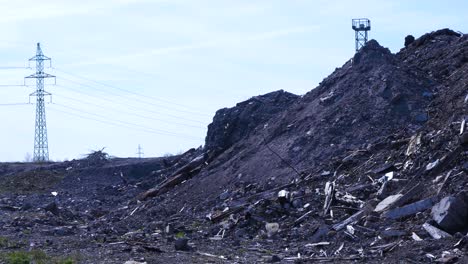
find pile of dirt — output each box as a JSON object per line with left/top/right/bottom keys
{"left": 205, "top": 90, "right": 299, "bottom": 154}
{"left": 0, "top": 28, "right": 467, "bottom": 263}
{"left": 134, "top": 28, "right": 468, "bottom": 262}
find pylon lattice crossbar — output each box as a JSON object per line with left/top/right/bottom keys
{"left": 25, "top": 43, "right": 56, "bottom": 162}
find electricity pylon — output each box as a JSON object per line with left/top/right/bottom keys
{"left": 25, "top": 43, "right": 55, "bottom": 162}
{"left": 136, "top": 144, "right": 144, "bottom": 159}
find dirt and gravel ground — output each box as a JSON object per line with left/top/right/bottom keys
{"left": 1, "top": 29, "right": 467, "bottom": 263}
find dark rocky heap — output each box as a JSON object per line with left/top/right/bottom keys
{"left": 0, "top": 28, "right": 467, "bottom": 263}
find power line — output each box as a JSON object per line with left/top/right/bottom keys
{"left": 55, "top": 74, "right": 211, "bottom": 118}
{"left": 53, "top": 91, "right": 204, "bottom": 129}
{"left": 54, "top": 68, "right": 212, "bottom": 116}
{"left": 0, "top": 66, "right": 30, "bottom": 69}
{"left": 48, "top": 104, "right": 203, "bottom": 141}
{"left": 54, "top": 82, "right": 206, "bottom": 124}
{"left": 0, "top": 102, "right": 31, "bottom": 106}
{"left": 51, "top": 102, "right": 203, "bottom": 140}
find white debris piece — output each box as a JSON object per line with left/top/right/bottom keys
{"left": 460, "top": 118, "right": 466, "bottom": 135}
{"left": 412, "top": 232, "right": 423, "bottom": 241}
{"left": 346, "top": 225, "right": 355, "bottom": 235}
{"left": 385, "top": 171, "right": 394, "bottom": 181}
{"left": 426, "top": 159, "right": 440, "bottom": 171}
{"left": 51, "top": 191, "right": 58, "bottom": 196}
{"left": 374, "top": 194, "right": 403, "bottom": 212}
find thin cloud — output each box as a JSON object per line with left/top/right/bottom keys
{"left": 67, "top": 26, "right": 320, "bottom": 67}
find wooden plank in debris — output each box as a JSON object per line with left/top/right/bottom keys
{"left": 372, "top": 163, "right": 395, "bottom": 174}
{"left": 305, "top": 242, "right": 330, "bottom": 247}
{"left": 374, "top": 194, "right": 403, "bottom": 212}
{"left": 332, "top": 210, "right": 365, "bottom": 231}
{"left": 323, "top": 181, "right": 335, "bottom": 216}
{"left": 406, "top": 133, "right": 422, "bottom": 156}
{"left": 210, "top": 205, "right": 246, "bottom": 223}
{"left": 335, "top": 191, "right": 364, "bottom": 207}
{"left": 294, "top": 210, "right": 313, "bottom": 226}
{"left": 383, "top": 197, "right": 437, "bottom": 220}
{"left": 138, "top": 154, "right": 207, "bottom": 200}
{"left": 388, "top": 183, "right": 424, "bottom": 210}
{"left": 422, "top": 222, "right": 452, "bottom": 239}
{"left": 428, "top": 147, "right": 462, "bottom": 177}
{"left": 345, "top": 183, "right": 373, "bottom": 193}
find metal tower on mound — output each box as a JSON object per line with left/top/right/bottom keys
{"left": 25, "top": 43, "right": 55, "bottom": 162}
{"left": 352, "top": 18, "right": 371, "bottom": 52}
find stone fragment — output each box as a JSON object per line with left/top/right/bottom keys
{"left": 265, "top": 222, "right": 280, "bottom": 238}
{"left": 44, "top": 201, "right": 59, "bottom": 216}
{"left": 384, "top": 197, "right": 437, "bottom": 219}
{"left": 174, "top": 238, "right": 189, "bottom": 251}
{"left": 431, "top": 195, "right": 468, "bottom": 234}
{"left": 423, "top": 222, "right": 452, "bottom": 239}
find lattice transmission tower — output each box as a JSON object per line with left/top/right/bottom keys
{"left": 25, "top": 43, "right": 55, "bottom": 162}
{"left": 136, "top": 144, "right": 144, "bottom": 159}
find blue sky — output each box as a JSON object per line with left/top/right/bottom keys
{"left": 0, "top": 0, "right": 467, "bottom": 161}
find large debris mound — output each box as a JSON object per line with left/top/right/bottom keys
{"left": 169, "top": 39, "right": 436, "bottom": 209}
{"left": 1, "top": 28, "right": 467, "bottom": 263}
{"left": 205, "top": 90, "right": 298, "bottom": 154}
{"left": 134, "top": 29, "right": 468, "bottom": 262}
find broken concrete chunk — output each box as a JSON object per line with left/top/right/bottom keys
{"left": 319, "top": 91, "right": 335, "bottom": 104}
{"left": 384, "top": 197, "right": 437, "bottom": 219}
{"left": 431, "top": 195, "right": 468, "bottom": 234}
{"left": 375, "top": 194, "right": 403, "bottom": 212}
{"left": 265, "top": 222, "right": 280, "bottom": 238}
{"left": 278, "top": 190, "right": 290, "bottom": 207}
{"left": 423, "top": 222, "right": 452, "bottom": 239}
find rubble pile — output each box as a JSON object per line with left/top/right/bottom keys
{"left": 0, "top": 28, "right": 467, "bottom": 263}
